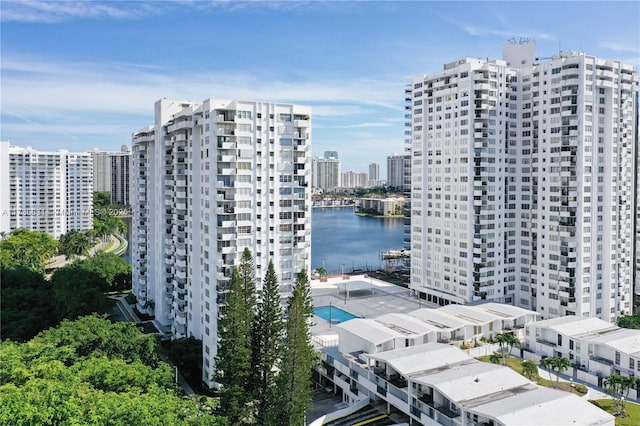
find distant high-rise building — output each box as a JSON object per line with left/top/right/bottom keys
{"left": 312, "top": 156, "right": 341, "bottom": 190}
{"left": 324, "top": 150, "right": 338, "bottom": 159}
{"left": 0, "top": 142, "right": 93, "bottom": 238}
{"left": 341, "top": 171, "right": 368, "bottom": 188}
{"left": 91, "top": 147, "right": 131, "bottom": 205}
{"left": 368, "top": 162, "right": 382, "bottom": 187}
{"left": 407, "top": 42, "right": 638, "bottom": 322}
{"left": 387, "top": 154, "right": 411, "bottom": 190}
{"left": 132, "top": 98, "right": 312, "bottom": 388}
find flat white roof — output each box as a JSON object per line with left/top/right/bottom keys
{"left": 439, "top": 304, "right": 498, "bottom": 324}
{"left": 470, "top": 302, "right": 539, "bottom": 319}
{"left": 472, "top": 387, "right": 614, "bottom": 426}
{"left": 408, "top": 308, "right": 468, "bottom": 329}
{"left": 585, "top": 328, "right": 640, "bottom": 357}
{"left": 533, "top": 316, "right": 616, "bottom": 337}
{"left": 375, "top": 313, "right": 441, "bottom": 335}
{"left": 368, "top": 343, "right": 472, "bottom": 376}
{"left": 338, "top": 318, "right": 403, "bottom": 344}
{"left": 415, "top": 361, "right": 531, "bottom": 403}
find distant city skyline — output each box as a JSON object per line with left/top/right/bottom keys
{"left": 1, "top": 1, "right": 638, "bottom": 173}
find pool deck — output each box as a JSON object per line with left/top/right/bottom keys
{"left": 310, "top": 274, "right": 437, "bottom": 341}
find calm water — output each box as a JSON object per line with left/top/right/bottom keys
{"left": 311, "top": 207, "right": 404, "bottom": 274}
{"left": 123, "top": 208, "right": 405, "bottom": 274}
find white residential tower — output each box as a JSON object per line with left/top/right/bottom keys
{"left": 131, "top": 98, "right": 312, "bottom": 387}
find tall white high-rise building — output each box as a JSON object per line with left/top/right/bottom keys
{"left": 387, "top": 154, "right": 411, "bottom": 190}
{"left": 407, "top": 42, "right": 638, "bottom": 322}
{"left": 131, "top": 98, "right": 312, "bottom": 386}
{"left": 0, "top": 142, "right": 93, "bottom": 239}
{"left": 312, "top": 154, "right": 341, "bottom": 190}
{"left": 91, "top": 146, "right": 131, "bottom": 205}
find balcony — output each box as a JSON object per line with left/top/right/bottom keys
{"left": 590, "top": 355, "right": 613, "bottom": 366}
{"left": 536, "top": 338, "right": 557, "bottom": 347}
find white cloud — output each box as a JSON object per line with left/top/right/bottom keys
{"left": 462, "top": 25, "right": 553, "bottom": 41}
{"left": 0, "top": 0, "right": 161, "bottom": 23}
{"left": 598, "top": 41, "right": 640, "bottom": 54}
{"left": 1, "top": 55, "right": 405, "bottom": 119}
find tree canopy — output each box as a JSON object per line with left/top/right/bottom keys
{"left": 0, "top": 265, "right": 57, "bottom": 342}
{"left": 0, "top": 228, "right": 58, "bottom": 272}
{"left": 50, "top": 262, "right": 116, "bottom": 321}
{"left": 617, "top": 313, "right": 640, "bottom": 330}
{"left": 0, "top": 315, "right": 224, "bottom": 426}
{"left": 58, "top": 229, "right": 92, "bottom": 259}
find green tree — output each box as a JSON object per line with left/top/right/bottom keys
{"left": 58, "top": 229, "right": 91, "bottom": 259}
{"left": 215, "top": 268, "right": 253, "bottom": 424}
{"left": 74, "top": 253, "right": 132, "bottom": 291}
{"left": 0, "top": 315, "right": 223, "bottom": 425}
{"left": 494, "top": 332, "right": 520, "bottom": 365}
{"left": 275, "top": 269, "right": 316, "bottom": 426}
{"left": 251, "top": 260, "right": 284, "bottom": 425}
{"left": 93, "top": 191, "right": 111, "bottom": 209}
{"left": 0, "top": 265, "right": 57, "bottom": 342}
{"left": 0, "top": 228, "right": 58, "bottom": 272}
{"left": 238, "top": 248, "right": 257, "bottom": 321}
{"left": 521, "top": 359, "right": 538, "bottom": 379}
{"left": 32, "top": 315, "right": 159, "bottom": 366}
{"left": 617, "top": 313, "right": 640, "bottom": 329}
{"left": 546, "top": 356, "right": 571, "bottom": 388}
{"left": 540, "top": 357, "right": 555, "bottom": 382}
{"left": 50, "top": 263, "right": 116, "bottom": 321}
{"left": 604, "top": 373, "right": 637, "bottom": 417}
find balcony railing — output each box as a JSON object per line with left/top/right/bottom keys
{"left": 590, "top": 355, "right": 613, "bottom": 366}
{"left": 536, "top": 338, "right": 557, "bottom": 347}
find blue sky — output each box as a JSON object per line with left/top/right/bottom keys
{"left": 2, "top": 1, "right": 638, "bottom": 177}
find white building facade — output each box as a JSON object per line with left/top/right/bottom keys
{"left": 407, "top": 43, "right": 638, "bottom": 322}
{"left": 0, "top": 142, "right": 93, "bottom": 239}
{"left": 315, "top": 342, "right": 613, "bottom": 426}
{"left": 524, "top": 316, "right": 640, "bottom": 379}
{"left": 131, "top": 98, "right": 312, "bottom": 387}
{"left": 312, "top": 156, "right": 341, "bottom": 190}
{"left": 342, "top": 171, "right": 368, "bottom": 189}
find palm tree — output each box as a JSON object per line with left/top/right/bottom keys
{"left": 540, "top": 357, "right": 555, "bottom": 382}
{"left": 549, "top": 356, "right": 571, "bottom": 388}
{"left": 62, "top": 230, "right": 91, "bottom": 258}
{"left": 494, "top": 333, "right": 520, "bottom": 365}
{"left": 521, "top": 359, "right": 538, "bottom": 380}
{"left": 605, "top": 373, "right": 637, "bottom": 417}
{"left": 315, "top": 267, "right": 328, "bottom": 282}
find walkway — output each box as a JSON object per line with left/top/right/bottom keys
{"left": 46, "top": 234, "right": 124, "bottom": 270}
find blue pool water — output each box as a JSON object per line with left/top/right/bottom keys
{"left": 314, "top": 305, "right": 358, "bottom": 324}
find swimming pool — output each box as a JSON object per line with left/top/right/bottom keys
{"left": 314, "top": 305, "right": 358, "bottom": 324}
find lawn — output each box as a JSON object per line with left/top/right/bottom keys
{"left": 590, "top": 399, "right": 640, "bottom": 426}
{"left": 476, "top": 355, "right": 587, "bottom": 396}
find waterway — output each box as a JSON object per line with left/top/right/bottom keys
{"left": 311, "top": 207, "right": 404, "bottom": 274}
{"left": 122, "top": 208, "right": 405, "bottom": 275}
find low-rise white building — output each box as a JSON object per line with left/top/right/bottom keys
{"left": 336, "top": 303, "right": 538, "bottom": 357}
{"left": 524, "top": 316, "right": 640, "bottom": 378}
{"left": 317, "top": 342, "right": 613, "bottom": 426}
